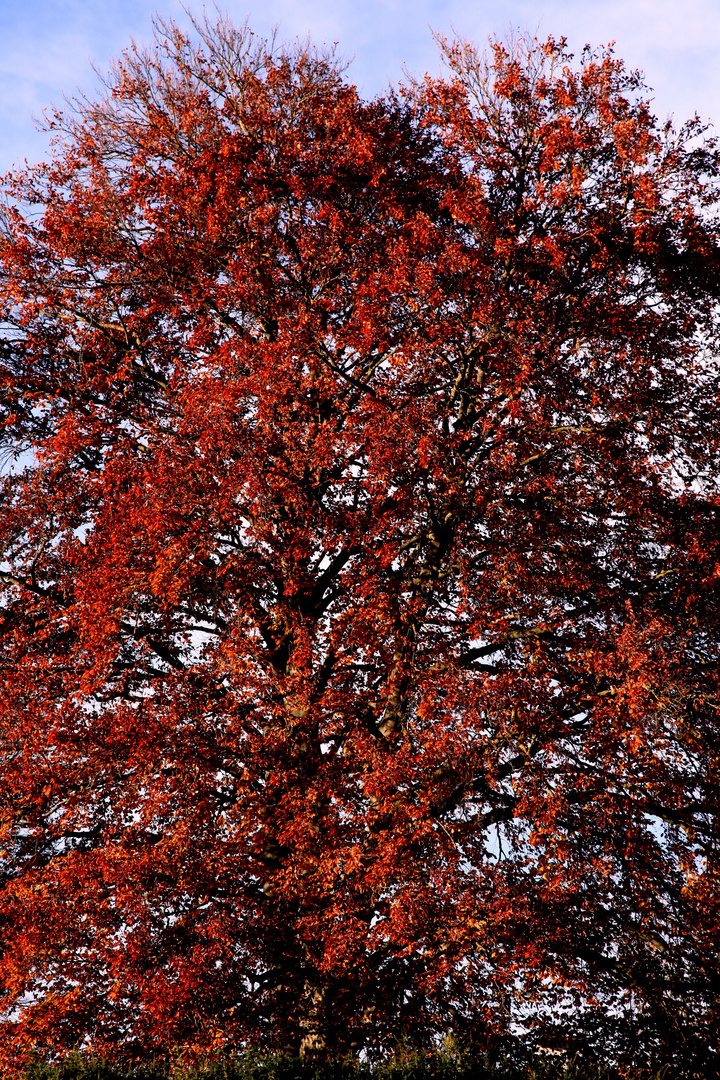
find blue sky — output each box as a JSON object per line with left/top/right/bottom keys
{"left": 2, "top": 0, "right": 720, "bottom": 172}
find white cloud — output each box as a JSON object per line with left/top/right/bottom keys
{"left": 0, "top": 0, "right": 718, "bottom": 173}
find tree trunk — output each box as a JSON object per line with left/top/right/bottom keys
{"left": 298, "top": 978, "right": 327, "bottom": 1060}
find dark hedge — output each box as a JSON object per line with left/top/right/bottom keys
{"left": 20, "top": 1050, "right": 668, "bottom": 1080}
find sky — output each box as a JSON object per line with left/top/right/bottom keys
{"left": 1, "top": 0, "right": 720, "bottom": 173}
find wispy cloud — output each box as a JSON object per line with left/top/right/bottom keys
{"left": 0, "top": 0, "right": 718, "bottom": 172}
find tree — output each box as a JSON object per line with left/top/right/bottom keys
{"left": 0, "top": 13, "right": 719, "bottom": 1074}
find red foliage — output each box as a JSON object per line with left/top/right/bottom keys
{"left": 0, "top": 14, "right": 719, "bottom": 1073}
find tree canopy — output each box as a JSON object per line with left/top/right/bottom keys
{"left": 0, "top": 13, "right": 719, "bottom": 1075}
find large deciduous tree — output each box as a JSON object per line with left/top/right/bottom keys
{"left": 0, "top": 14, "right": 719, "bottom": 1074}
